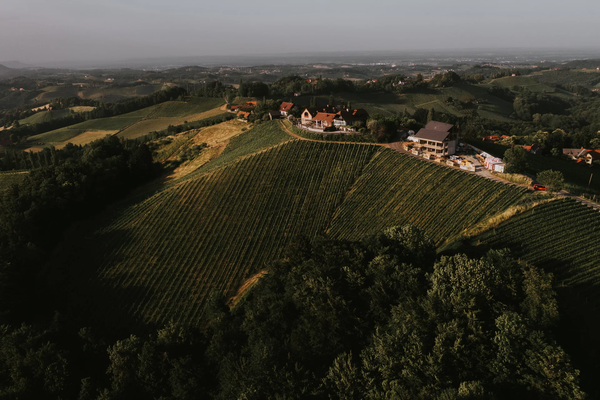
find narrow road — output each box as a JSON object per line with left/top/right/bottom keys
{"left": 279, "top": 121, "right": 600, "bottom": 211}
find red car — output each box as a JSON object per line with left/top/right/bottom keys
{"left": 532, "top": 184, "right": 547, "bottom": 191}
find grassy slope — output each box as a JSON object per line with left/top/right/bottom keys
{"left": 468, "top": 198, "right": 600, "bottom": 390}
{"left": 20, "top": 109, "right": 73, "bottom": 125}
{"left": 474, "top": 198, "right": 600, "bottom": 290}
{"left": 36, "top": 84, "right": 165, "bottom": 102}
{"left": 28, "top": 98, "right": 225, "bottom": 144}
{"left": 488, "top": 75, "right": 557, "bottom": 93}
{"left": 193, "top": 120, "right": 291, "bottom": 174}
{"left": 0, "top": 171, "right": 28, "bottom": 192}
{"left": 292, "top": 84, "right": 514, "bottom": 121}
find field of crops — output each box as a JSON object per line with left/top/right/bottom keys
{"left": 27, "top": 98, "right": 226, "bottom": 145}
{"left": 327, "top": 149, "right": 527, "bottom": 245}
{"left": 80, "top": 140, "right": 379, "bottom": 329}
{"left": 148, "top": 98, "right": 224, "bottom": 118}
{"left": 475, "top": 198, "right": 600, "bottom": 295}
{"left": 20, "top": 109, "right": 73, "bottom": 125}
{"left": 194, "top": 120, "right": 291, "bottom": 174}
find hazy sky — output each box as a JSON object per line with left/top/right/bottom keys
{"left": 2, "top": 0, "right": 600, "bottom": 65}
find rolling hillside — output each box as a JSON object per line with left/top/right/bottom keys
{"left": 63, "top": 131, "right": 528, "bottom": 331}
{"left": 474, "top": 198, "right": 600, "bottom": 299}
{"left": 74, "top": 140, "right": 379, "bottom": 330}
{"left": 35, "top": 84, "right": 166, "bottom": 102}
{"left": 292, "top": 83, "right": 515, "bottom": 121}
{"left": 327, "top": 149, "right": 527, "bottom": 245}
{"left": 27, "top": 97, "right": 225, "bottom": 147}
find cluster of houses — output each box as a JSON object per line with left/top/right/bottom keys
{"left": 227, "top": 99, "right": 371, "bottom": 133}
{"left": 299, "top": 106, "right": 369, "bottom": 132}
{"left": 229, "top": 100, "right": 258, "bottom": 120}
{"left": 563, "top": 148, "right": 600, "bottom": 165}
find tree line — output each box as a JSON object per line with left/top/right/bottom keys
{"left": 0, "top": 226, "right": 585, "bottom": 399}
{"left": 1, "top": 87, "right": 187, "bottom": 140}
{"left": 0, "top": 136, "right": 157, "bottom": 326}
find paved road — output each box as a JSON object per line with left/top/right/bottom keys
{"left": 280, "top": 121, "right": 600, "bottom": 211}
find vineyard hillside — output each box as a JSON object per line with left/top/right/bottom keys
{"left": 473, "top": 198, "right": 600, "bottom": 303}
{"left": 468, "top": 198, "right": 600, "bottom": 388}
{"left": 64, "top": 140, "right": 532, "bottom": 331}
{"left": 72, "top": 140, "right": 379, "bottom": 330}
{"left": 327, "top": 148, "right": 527, "bottom": 245}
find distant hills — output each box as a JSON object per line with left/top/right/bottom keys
{"left": 0, "top": 61, "right": 33, "bottom": 69}
{"left": 0, "top": 64, "right": 20, "bottom": 79}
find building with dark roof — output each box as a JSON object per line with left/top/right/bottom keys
{"left": 333, "top": 108, "right": 369, "bottom": 128}
{"left": 413, "top": 121, "right": 459, "bottom": 157}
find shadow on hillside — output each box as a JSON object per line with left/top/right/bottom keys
{"left": 40, "top": 208, "right": 167, "bottom": 338}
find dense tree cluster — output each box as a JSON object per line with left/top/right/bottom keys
{"left": 0, "top": 226, "right": 583, "bottom": 399}
{"left": 0, "top": 136, "right": 157, "bottom": 323}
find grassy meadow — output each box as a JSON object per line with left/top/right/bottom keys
{"left": 27, "top": 97, "right": 226, "bottom": 146}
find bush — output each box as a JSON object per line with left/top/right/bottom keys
{"left": 537, "top": 169, "right": 565, "bottom": 192}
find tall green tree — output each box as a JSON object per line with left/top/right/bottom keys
{"left": 503, "top": 146, "right": 529, "bottom": 173}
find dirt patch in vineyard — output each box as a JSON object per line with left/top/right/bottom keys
{"left": 168, "top": 120, "right": 247, "bottom": 180}
{"left": 192, "top": 119, "right": 247, "bottom": 146}
{"left": 228, "top": 270, "right": 268, "bottom": 308}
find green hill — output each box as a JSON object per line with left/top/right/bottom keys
{"left": 474, "top": 198, "right": 600, "bottom": 293}
{"left": 292, "top": 83, "right": 514, "bottom": 121}
{"left": 27, "top": 98, "right": 226, "bottom": 146}
{"left": 327, "top": 149, "right": 527, "bottom": 245}
{"left": 63, "top": 134, "right": 527, "bottom": 331}
{"left": 468, "top": 197, "right": 600, "bottom": 389}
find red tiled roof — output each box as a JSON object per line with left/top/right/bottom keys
{"left": 237, "top": 111, "right": 250, "bottom": 118}
{"left": 483, "top": 135, "right": 500, "bottom": 141}
{"left": 313, "top": 112, "right": 337, "bottom": 123}
{"left": 279, "top": 102, "right": 294, "bottom": 112}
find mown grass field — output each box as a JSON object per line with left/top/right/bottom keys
{"left": 116, "top": 107, "right": 225, "bottom": 140}
{"left": 27, "top": 98, "right": 226, "bottom": 145}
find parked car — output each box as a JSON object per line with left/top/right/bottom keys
{"left": 532, "top": 184, "right": 547, "bottom": 191}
